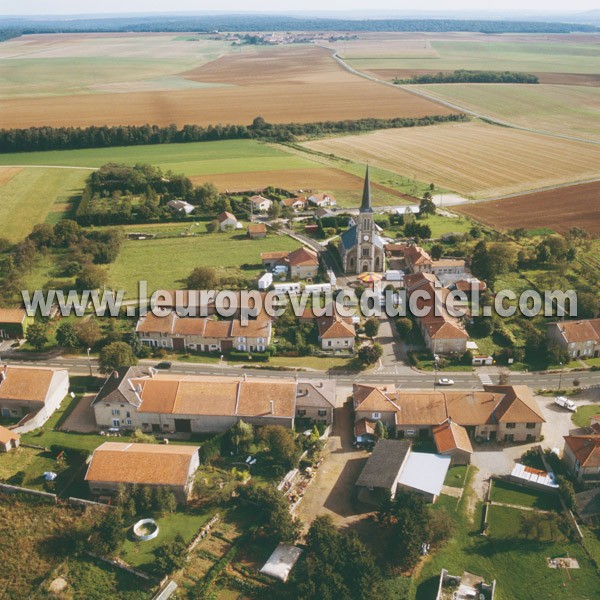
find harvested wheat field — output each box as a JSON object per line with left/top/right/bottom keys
{"left": 303, "top": 121, "right": 600, "bottom": 198}
{"left": 454, "top": 181, "right": 600, "bottom": 235}
{"left": 0, "top": 45, "right": 456, "bottom": 129}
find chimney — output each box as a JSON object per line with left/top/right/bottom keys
{"left": 270, "top": 400, "right": 274, "bottom": 415}
{"left": 112, "top": 370, "right": 120, "bottom": 379}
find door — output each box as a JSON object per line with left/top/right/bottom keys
{"left": 152, "top": 424, "right": 160, "bottom": 433}
{"left": 173, "top": 337, "right": 185, "bottom": 351}
{"left": 2, "top": 408, "right": 10, "bottom": 417}
{"left": 489, "top": 431, "right": 497, "bottom": 441}
{"left": 174, "top": 419, "right": 192, "bottom": 433}
{"left": 504, "top": 434, "right": 514, "bottom": 443}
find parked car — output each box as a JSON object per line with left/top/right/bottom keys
{"left": 554, "top": 396, "right": 576, "bottom": 412}
{"left": 155, "top": 361, "right": 172, "bottom": 370}
{"left": 437, "top": 378, "right": 455, "bottom": 386}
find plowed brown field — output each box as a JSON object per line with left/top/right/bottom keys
{"left": 453, "top": 181, "right": 600, "bottom": 235}
{"left": 0, "top": 46, "right": 455, "bottom": 129}
{"left": 303, "top": 122, "right": 600, "bottom": 198}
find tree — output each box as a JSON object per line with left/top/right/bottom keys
{"left": 187, "top": 266, "right": 218, "bottom": 289}
{"left": 430, "top": 243, "right": 444, "bottom": 260}
{"left": 228, "top": 419, "right": 254, "bottom": 454}
{"left": 76, "top": 263, "right": 107, "bottom": 290}
{"left": 94, "top": 508, "right": 125, "bottom": 556}
{"left": 364, "top": 317, "right": 380, "bottom": 339}
{"left": 258, "top": 425, "right": 300, "bottom": 469}
{"left": 75, "top": 318, "right": 102, "bottom": 348}
{"left": 56, "top": 321, "right": 79, "bottom": 349}
{"left": 374, "top": 420, "right": 387, "bottom": 440}
{"left": 419, "top": 194, "right": 436, "bottom": 216}
{"left": 395, "top": 317, "right": 413, "bottom": 337}
{"left": 268, "top": 202, "right": 282, "bottom": 219}
{"left": 205, "top": 219, "right": 219, "bottom": 233}
{"left": 53, "top": 219, "right": 82, "bottom": 247}
{"left": 27, "top": 223, "right": 55, "bottom": 249}
{"left": 153, "top": 486, "right": 178, "bottom": 515}
{"left": 556, "top": 475, "right": 576, "bottom": 510}
{"left": 98, "top": 341, "right": 138, "bottom": 374}
{"left": 358, "top": 342, "right": 383, "bottom": 365}
{"left": 155, "top": 534, "right": 187, "bottom": 576}
{"left": 26, "top": 321, "right": 48, "bottom": 351}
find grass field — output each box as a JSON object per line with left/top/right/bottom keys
{"left": 418, "top": 83, "right": 600, "bottom": 141}
{"left": 303, "top": 121, "right": 600, "bottom": 198}
{"left": 490, "top": 480, "right": 561, "bottom": 511}
{"left": 0, "top": 166, "right": 89, "bottom": 241}
{"left": 0, "top": 43, "right": 454, "bottom": 129}
{"left": 340, "top": 38, "right": 600, "bottom": 74}
{"left": 572, "top": 404, "right": 600, "bottom": 428}
{"left": 109, "top": 227, "right": 299, "bottom": 297}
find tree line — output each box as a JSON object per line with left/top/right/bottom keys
{"left": 0, "top": 114, "right": 469, "bottom": 153}
{"left": 395, "top": 69, "right": 539, "bottom": 84}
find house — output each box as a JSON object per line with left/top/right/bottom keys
{"left": 166, "top": 199, "right": 195, "bottom": 215}
{"left": 217, "top": 211, "right": 242, "bottom": 231}
{"left": 353, "top": 384, "right": 545, "bottom": 444}
{"left": 317, "top": 314, "right": 356, "bottom": 351}
{"left": 575, "top": 488, "right": 600, "bottom": 524}
{"left": 248, "top": 195, "right": 272, "bottom": 212}
{"left": 453, "top": 278, "right": 487, "bottom": 295}
{"left": 314, "top": 207, "right": 333, "bottom": 219}
{"left": 0, "top": 425, "right": 19, "bottom": 452}
{"left": 261, "top": 247, "right": 319, "bottom": 279}
{"left": 92, "top": 369, "right": 334, "bottom": 434}
{"left": 0, "top": 308, "right": 32, "bottom": 340}
{"left": 0, "top": 365, "right": 69, "bottom": 432}
{"left": 547, "top": 319, "right": 600, "bottom": 359}
{"left": 436, "top": 570, "right": 496, "bottom": 600}
{"left": 433, "top": 419, "right": 473, "bottom": 465}
{"left": 248, "top": 223, "right": 267, "bottom": 239}
{"left": 308, "top": 192, "right": 336, "bottom": 207}
{"left": 355, "top": 439, "right": 450, "bottom": 504}
{"left": 136, "top": 313, "right": 272, "bottom": 353}
{"left": 280, "top": 196, "right": 307, "bottom": 211}
{"left": 563, "top": 434, "right": 600, "bottom": 487}
{"left": 404, "top": 244, "right": 433, "bottom": 274}
{"left": 85, "top": 442, "right": 200, "bottom": 503}
{"left": 295, "top": 380, "right": 335, "bottom": 427}
{"left": 339, "top": 168, "right": 385, "bottom": 274}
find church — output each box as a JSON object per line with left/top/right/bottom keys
{"left": 339, "top": 167, "right": 386, "bottom": 274}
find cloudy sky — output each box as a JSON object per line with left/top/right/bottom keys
{"left": 1, "top": 1, "right": 596, "bottom": 16}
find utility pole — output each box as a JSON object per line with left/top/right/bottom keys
{"left": 87, "top": 347, "right": 93, "bottom": 377}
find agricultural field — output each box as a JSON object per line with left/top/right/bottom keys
{"left": 417, "top": 83, "right": 600, "bottom": 141}
{"left": 303, "top": 121, "right": 600, "bottom": 198}
{"left": 108, "top": 226, "right": 299, "bottom": 298}
{"left": 0, "top": 166, "right": 90, "bottom": 241}
{"left": 0, "top": 41, "right": 455, "bottom": 129}
{"left": 454, "top": 181, "right": 600, "bottom": 235}
{"left": 334, "top": 34, "right": 600, "bottom": 75}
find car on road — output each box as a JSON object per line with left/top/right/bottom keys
{"left": 155, "top": 361, "right": 172, "bottom": 370}
{"left": 437, "top": 378, "right": 454, "bottom": 386}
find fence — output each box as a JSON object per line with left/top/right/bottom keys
{"left": 0, "top": 482, "right": 57, "bottom": 502}
{"left": 85, "top": 551, "right": 157, "bottom": 581}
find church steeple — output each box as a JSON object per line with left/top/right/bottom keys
{"left": 360, "top": 165, "right": 372, "bottom": 213}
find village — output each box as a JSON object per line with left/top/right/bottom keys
{"left": 1, "top": 167, "right": 600, "bottom": 599}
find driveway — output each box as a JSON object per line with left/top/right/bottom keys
{"left": 295, "top": 399, "right": 371, "bottom": 531}
{"left": 470, "top": 389, "right": 599, "bottom": 501}
{"left": 375, "top": 315, "right": 413, "bottom": 374}
{"left": 59, "top": 394, "right": 97, "bottom": 433}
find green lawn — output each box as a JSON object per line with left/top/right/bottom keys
{"left": 443, "top": 465, "right": 468, "bottom": 488}
{"left": 120, "top": 509, "right": 214, "bottom": 570}
{"left": 415, "top": 470, "right": 599, "bottom": 600}
{"left": 0, "top": 167, "right": 89, "bottom": 241}
{"left": 490, "top": 480, "right": 561, "bottom": 511}
{"left": 572, "top": 404, "right": 600, "bottom": 429}
{"left": 108, "top": 228, "right": 298, "bottom": 298}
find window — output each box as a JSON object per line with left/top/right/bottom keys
{"left": 111, "top": 409, "right": 120, "bottom": 416}
{"left": 126, "top": 411, "right": 131, "bottom": 418}
{"left": 506, "top": 423, "right": 516, "bottom": 429}
{"left": 362, "top": 248, "right": 369, "bottom": 257}
{"left": 126, "top": 419, "right": 132, "bottom": 426}
{"left": 327, "top": 341, "right": 332, "bottom": 347}
{"left": 372, "top": 412, "right": 381, "bottom": 420}
{"left": 111, "top": 419, "right": 120, "bottom": 427}
{"left": 526, "top": 422, "right": 536, "bottom": 429}
{"left": 318, "top": 410, "right": 327, "bottom": 417}
{"left": 297, "top": 409, "right": 306, "bottom": 416}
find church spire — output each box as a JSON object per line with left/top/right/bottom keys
{"left": 360, "top": 165, "right": 372, "bottom": 213}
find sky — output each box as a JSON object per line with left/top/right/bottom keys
{"left": 0, "top": 1, "right": 597, "bottom": 16}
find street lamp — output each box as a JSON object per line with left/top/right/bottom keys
{"left": 220, "top": 354, "right": 224, "bottom": 376}
{"left": 433, "top": 353, "right": 439, "bottom": 390}
{"left": 558, "top": 361, "right": 564, "bottom": 393}
{"left": 87, "top": 347, "right": 93, "bottom": 377}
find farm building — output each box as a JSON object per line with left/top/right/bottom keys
{"left": 0, "top": 308, "right": 32, "bottom": 340}
{"left": 432, "top": 419, "right": 473, "bottom": 465}
{"left": 0, "top": 425, "right": 20, "bottom": 452}
{"left": 0, "top": 365, "right": 69, "bottom": 432}
{"left": 261, "top": 246, "right": 319, "bottom": 279}
{"left": 217, "top": 211, "right": 242, "bottom": 231}
{"left": 85, "top": 442, "right": 200, "bottom": 503}
{"left": 92, "top": 369, "right": 335, "bottom": 433}
{"left": 166, "top": 199, "right": 195, "bottom": 215}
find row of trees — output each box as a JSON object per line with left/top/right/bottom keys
{"left": 395, "top": 69, "right": 539, "bottom": 84}
{"left": 0, "top": 114, "right": 469, "bottom": 153}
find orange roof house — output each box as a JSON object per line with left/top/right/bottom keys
{"left": 0, "top": 308, "right": 32, "bottom": 339}
{"left": 248, "top": 223, "right": 267, "bottom": 239}
{"left": 317, "top": 314, "right": 356, "bottom": 350}
{"left": 433, "top": 419, "right": 473, "bottom": 464}
{"left": 0, "top": 425, "right": 20, "bottom": 452}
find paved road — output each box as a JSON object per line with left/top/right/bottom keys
{"left": 6, "top": 353, "right": 600, "bottom": 391}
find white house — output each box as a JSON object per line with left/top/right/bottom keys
{"left": 217, "top": 211, "right": 242, "bottom": 231}
{"left": 248, "top": 195, "right": 272, "bottom": 212}
{"left": 167, "top": 199, "right": 195, "bottom": 215}
{"left": 309, "top": 193, "right": 336, "bottom": 207}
